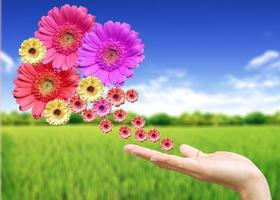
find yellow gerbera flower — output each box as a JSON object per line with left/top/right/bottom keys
{"left": 19, "top": 38, "right": 46, "bottom": 64}
{"left": 77, "top": 76, "right": 104, "bottom": 102}
{"left": 44, "top": 99, "right": 71, "bottom": 125}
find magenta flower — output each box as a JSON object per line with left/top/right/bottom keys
{"left": 93, "top": 98, "right": 111, "bottom": 117}
{"left": 78, "top": 21, "right": 145, "bottom": 86}
{"left": 35, "top": 4, "right": 95, "bottom": 71}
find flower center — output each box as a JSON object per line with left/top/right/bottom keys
{"left": 87, "top": 86, "right": 95, "bottom": 93}
{"left": 139, "top": 133, "right": 143, "bottom": 138}
{"left": 99, "top": 105, "right": 105, "bottom": 110}
{"left": 129, "top": 94, "right": 134, "bottom": 98}
{"left": 104, "top": 124, "right": 108, "bottom": 129}
{"left": 118, "top": 114, "right": 123, "bottom": 118}
{"left": 97, "top": 41, "right": 126, "bottom": 71}
{"left": 62, "top": 33, "right": 75, "bottom": 47}
{"left": 123, "top": 130, "right": 127, "bottom": 134}
{"left": 165, "top": 142, "right": 170, "bottom": 147}
{"left": 87, "top": 113, "right": 92, "bottom": 118}
{"left": 32, "top": 71, "right": 61, "bottom": 102}
{"left": 29, "top": 48, "right": 36, "bottom": 55}
{"left": 152, "top": 134, "right": 156, "bottom": 137}
{"left": 75, "top": 101, "right": 81, "bottom": 106}
{"left": 104, "top": 49, "right": 119, "bottom": 64}
{"left": 40, "top": 80, "right": 54, "bottom": 95}
{"left": 53, "top": 24, "right": 82, "bottom": 55}
{"left": 136, "top": 121, "right": 141, "bottom": 125}
{"left": 53, "top": 109, "right": 61, "bottom": 116}
{"left": 113, "top": 94, "right": 119, "bottom": 99}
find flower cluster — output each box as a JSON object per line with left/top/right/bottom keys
{"left": 13, "top": 4, "right": 173, "bottom": 151}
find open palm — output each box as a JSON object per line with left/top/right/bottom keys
{"left": 124, "top": 144, "right": 271, "bottom": 200}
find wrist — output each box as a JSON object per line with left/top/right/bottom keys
{"left": 239, "top": 174, "right": 271, "bottom": 200}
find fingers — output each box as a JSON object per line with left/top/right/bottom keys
{"left": 180, "top": 144, "right": 208, "bottom": 158}
{"left": 150, "top": 153, "right": 200, "bottom": 174}
{"left": 123, "top": 144, "right": 162, "bottom": 160}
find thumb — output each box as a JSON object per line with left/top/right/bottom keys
{"left": 180, "top": 144, "right": 208, "bottom": 158}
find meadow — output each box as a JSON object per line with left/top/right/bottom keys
{"left": 2, "top": 125, "right": 280, "bottom": 200}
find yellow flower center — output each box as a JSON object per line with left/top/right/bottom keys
{"left": 40, "top": 80, "right": 54, "bottom": 95}
{"left": 62, "top": 33, "right": 75, "bottom": 47}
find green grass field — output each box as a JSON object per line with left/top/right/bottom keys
{"left": 2, "top": 125, "right": 280, "bottom": 200}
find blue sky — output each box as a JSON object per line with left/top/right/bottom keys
{"left": 1, "top": 0, "right": 280, "bottom": 115}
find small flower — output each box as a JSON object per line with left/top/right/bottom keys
{"left": 107, "top": 87, "right": 125, "bottom": 107}
{"left": 43, "top": 99, "right": 71, "bottom": 125}
{"left": 93, "top": 98, "right": 111, "bottom": 117}
{"left": 35, "top": 4, "right": 95, "bottom": 71}
{"left": 69, "top": 95, "right": 87, "bottom": 113}
{"left": 99, "top": 119, "right": 113, "bottom": 133}
{"left": 78, "top": 21, "right": 144, "bottom": 86}
{"left": 119, "top": 125, "right": 131, "bottom": 139}
{"left": 113, "top": 109, "right": 127, "bottom": 122}
{"left": 82, "top": 109, "right": 97, "bottom": 122}
{"left": 160, "top": 138, "right": 174, "bottom": 151}
{"left": 125, "top": 89, "right": 138, "bottom": 103}
{"left": 131, "top": 116, "right": 145, "bottom": 129}
{"left": 135, "top": 129, "right": 147, "bottom": 142}
{"left": 148, "top": 129, "right": 160, "bottom": 142}
{"left": 19, "top": 38, "right": 46, "bottom": 64}
{"left": 77, "top": 76, "right": 104, "bottom": 102}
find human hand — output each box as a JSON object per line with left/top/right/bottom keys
{"left": 124, "top": 144, "right": 271, "bottom": 200}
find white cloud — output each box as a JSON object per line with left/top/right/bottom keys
{"left": 226, "top": 75, "right": 280, "bottom": 90}
{"left": 0, "top": 51, "right": 15, "bottom": 73}
{"left": 246, "top": 50, "right": 279, "bottom": 70}
{"left": 123, "top": 71, "right": 280, "bottom": 116}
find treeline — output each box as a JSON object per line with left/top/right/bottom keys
{"left": 2, "top": 111, "right": 280, "bottom": 126}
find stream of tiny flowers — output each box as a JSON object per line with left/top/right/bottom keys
{"left": 13, "top": 4, "right": 174, "bottom": 151}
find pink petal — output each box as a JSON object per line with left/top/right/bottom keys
{"left": 52, "top": 54, "right": 66, "bottom": 70}
{"left": 32, "top": 100, "right": 46, "bottom": 119}
{"left": 119, "top": 66, "right": 133, "bottom": 77}
{"left": 43, "top": 48, "right": 57, "bottom": 64}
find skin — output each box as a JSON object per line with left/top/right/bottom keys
{"left": 124, "top": 144, "right": 271, "bottom": 200}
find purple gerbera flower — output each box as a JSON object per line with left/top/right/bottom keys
{"left": 93, "top": 98, "right": 111, "bottom": 117}
{"left": 78, "top": 21, "right": 145, "bottom": 86}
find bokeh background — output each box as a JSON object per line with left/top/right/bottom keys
{"left": 1, "top": 0, "right": 280, "bottom": 199}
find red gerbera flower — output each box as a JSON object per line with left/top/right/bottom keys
{"left": 99, "top": 119, "right": 113, "bottom": 133}
{"left": 125, "top": 89, "right": 138, "bottom": 103}
{"left": 131, "top": 116, "right": 145, "bottom": 129}
{"left": 135, "top": 129, "right": 147, "bottom": 142}
{"left": 69, "top": 94, "right": 87, "bottom": 113}
{"left": 82, "top": 109, "right": 97, "bottom": 122}
{"left": 160, "top": 137, "right": 174, "bottom": 151}
{"left": 107, "top": 87, "right": 125, "bottom": 107}
{"left": 13, "top": 63, "right": 79, "bottom": 118}
{"left": 113, "top": 109, "right": 127, "bottom": 122}
{"left": 119, "top": 125, "right": 131, "bottom": 139}
{"left": 148, "top": 129, "right": 160, "bottom": 142}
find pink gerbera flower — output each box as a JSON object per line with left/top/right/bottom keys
{"left": 99, "top": 119, "right": 113, "bottom": 133}
{"left": 69, "top": 94, "right": 87, "bottom": 113}
{"left": 13, "top": 63, "right": 79, "bottom": 118}
{"left": 125, "top": 89, "right": 138, "bottom": 103}
{"left": 148, "top": 129, "right": 160, "bottom": 142}
{"left": 82, "top": 109, "right": 97, "bottom": 122}
{"left": 135, "top": 129, "right": 147, "bottom": 142}
{"left": 93, "top": 98, "right": 111, "bottom": 117}
{"left": 113, "top": 109, "right": 127, "bottom": 122}
{"left": 78, "top": 21, "right": 145, "bottom": 86}
{"left": 35, "top": 4, "right": 95, "bottom": 71}
{"left": 131, "top": 116, "right": 145, "bottom": 129}
{"left": 160, "top": 138, "right": 174, "bottom": 151}
{"left": 107, "top": 87, "right": 125, "bottom": 107}
{"left": 119, "top": 125, "right": 131, "bottom": 139}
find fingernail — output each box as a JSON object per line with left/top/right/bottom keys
{"left": 123, "top": 145, "right": 134, "bottom": 152}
